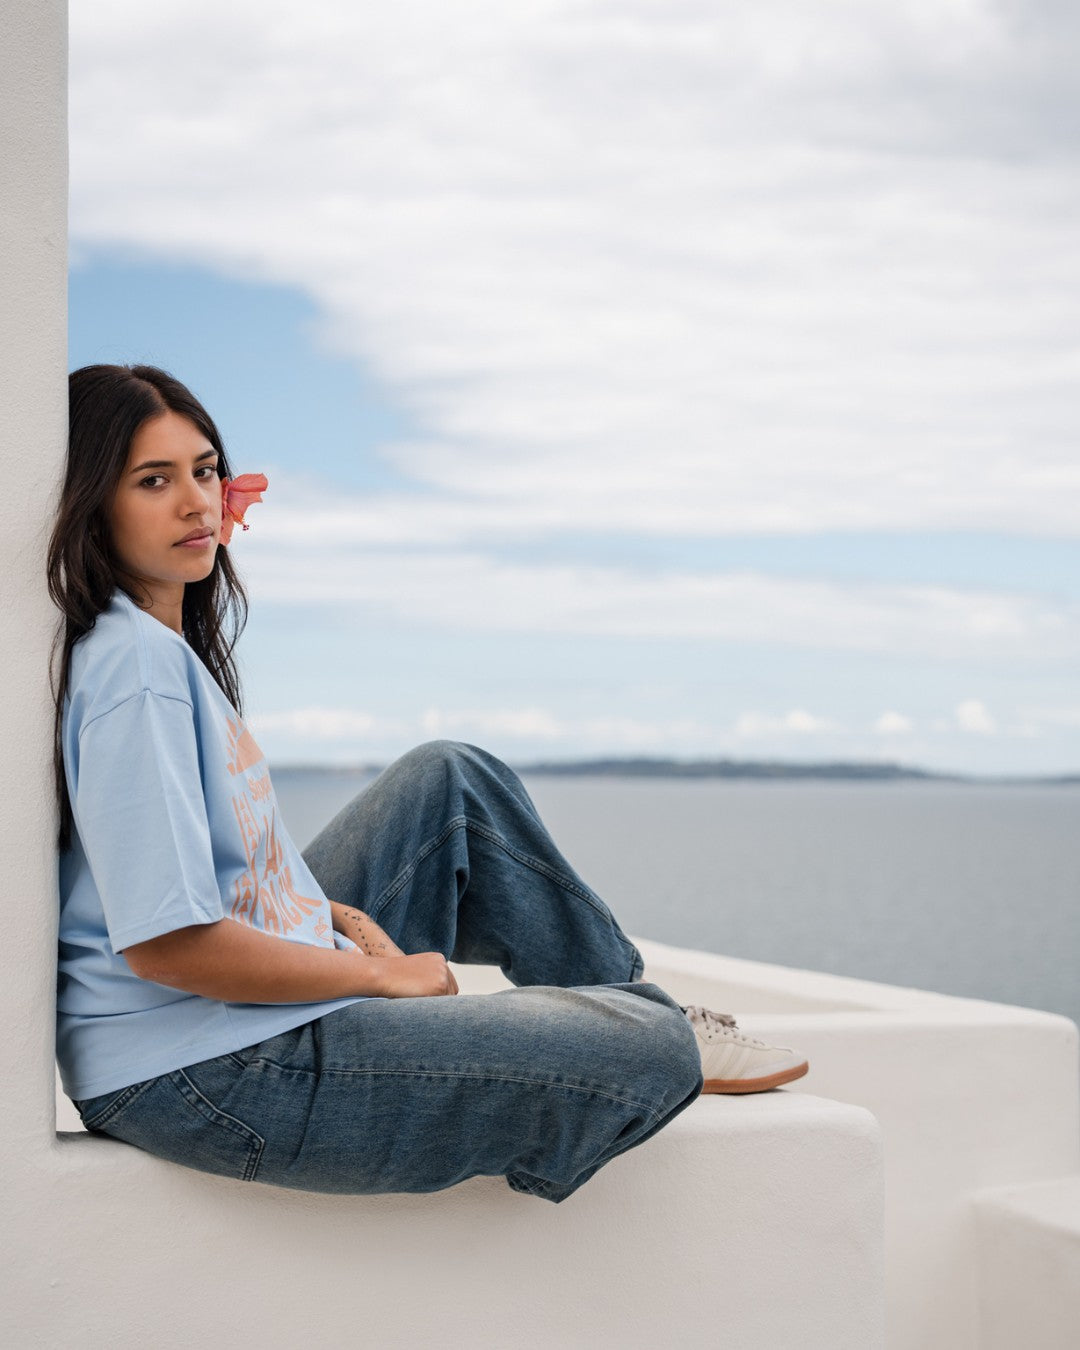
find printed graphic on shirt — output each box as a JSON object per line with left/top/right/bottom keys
{"left": 225, "top": 715, "right": 264, "bottom": 777}
{"left": 225, "top": 717, "right": 333, "bottom": 945}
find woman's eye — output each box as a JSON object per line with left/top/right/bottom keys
{"left": 139, "top": 474, "right": 167, "bottom": 489}
{"left": 195, "top": 465, "right": 219, "bottom": 480}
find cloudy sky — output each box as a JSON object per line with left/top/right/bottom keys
{"left": 69, "top": 0, "right": 1080, "bottom": 774}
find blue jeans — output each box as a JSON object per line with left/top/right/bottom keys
{"left": 75, "top": 742, "right": 703, "bottom": 1202}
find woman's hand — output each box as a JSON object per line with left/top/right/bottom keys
{"left": 367, "top": 952, "right": 459, "bottom": 998}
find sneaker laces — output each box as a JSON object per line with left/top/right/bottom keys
{"left": 684, "top": 1005, "right": 770, "bottom": 1048}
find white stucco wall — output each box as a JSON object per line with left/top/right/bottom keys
{"left": 0, "top": 0, "right": 68, "bottom": 1151}
{"left": 974, "top": 1178, "right": 1080, "bottom": 1350}
{"left": 450, "top": 942, "right": 1080, "bottom": 1350}
{"left": 631, "top": 941, "right": 1080, "bottom": 1350}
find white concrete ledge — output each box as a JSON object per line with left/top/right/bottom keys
{"left": 51, "top": 936, "right": 1077, "bottom": 1350}
{"left": 53, "top": 934, "right": 1080, "bottom": 1349}
{"left": 34, "top": 1090, "right": 883, "bottom": 1350}
{"left": 974, "top": 1177, "right": 1080, "bottom": 1350}
{"left": 629, "top": 938, "right": 1080, "bottom": 1350}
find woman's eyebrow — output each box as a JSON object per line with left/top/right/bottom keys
{"left": 128, "top": 448, "right": 219, "bottom": 474}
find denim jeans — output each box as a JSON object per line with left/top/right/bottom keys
{"left": 75, "top": 741, "right": 703, "bottom": 1202}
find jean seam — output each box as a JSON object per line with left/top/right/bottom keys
{"left": 465, "top": 821, "right": 644, "bottom": 977}
{"left": 370, "top": 815, "right": 625, "bottom": 933}
{"left": 463, "top": 820, "right": 620, "bottom": 918}
{"left": 320, "top": 1066, "right": 666, "bottom": 1121}
{"left": 368, "top": 816, "right": 469, "bottom": 918}
{"left": 239, "top": 1058, "right": 665, "bottom": 1122}
{"left": 172, "top": 1069, "right": 266, "bottom": 1182}
{"left": 79, "top": 1077, "right": 158, "bottom": 1131}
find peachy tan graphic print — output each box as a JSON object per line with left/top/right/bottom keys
{"left": 225, "top": 715, "right": 264, "bottom": 776}
{"left": 225, "top": 716, "right": 333, "bottom": 944}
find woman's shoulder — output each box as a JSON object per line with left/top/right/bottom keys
{"left": 67, "top": 591, "right": 194, "bottom": 724}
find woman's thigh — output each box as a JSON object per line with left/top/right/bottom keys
{"left": 81, "top": 984, "right": 702, "bottom": 1200}
{"left": 301, "top": 740, "right": 644, "bottom": 987}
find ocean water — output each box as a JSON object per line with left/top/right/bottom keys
{"left": 273, "top": 768, "right": 1080, "bottom": 1030}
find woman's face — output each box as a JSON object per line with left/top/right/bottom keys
{"left": 108, "top": 410, "right": 224, "bottom": 609}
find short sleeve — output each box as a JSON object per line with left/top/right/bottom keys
{"left": 72, "top": 689, "right": 225, "bottom": 953}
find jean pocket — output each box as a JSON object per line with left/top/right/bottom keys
{"left": 86, "top": 1068, "right": 265, "bottom": 1183}
{"left": 217, "top": 1022, "right": 310, "bottom": 1072}
{"left": 77, "top": 1078, "right": 159, "bottom": 1132}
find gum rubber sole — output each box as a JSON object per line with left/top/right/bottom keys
{"left": 701, "top": 1060, "right": 810, "bottom": 1094}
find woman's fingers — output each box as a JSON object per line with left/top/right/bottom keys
{"left": 376, "top": 952, "right": 459, "bottom": 998}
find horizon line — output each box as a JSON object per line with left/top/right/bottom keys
{"left": 268, "top": 755, "right": 1080, "bottom": 786}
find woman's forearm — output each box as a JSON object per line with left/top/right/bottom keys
{"left": 123, "top": 918, "right": 458, "bottom": 1001}
{"left": 329, "top": 901, "right": 405, "bottom": 957}
{"left": 123, "top": 917, "right": 386, "bottom": 1002}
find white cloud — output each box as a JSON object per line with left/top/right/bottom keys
{"left": 250, "top": 707, "right": 395, "bottom": 739}
{"left": 416, "top": 708, "right": 720, "bottom": 751}
{"left": 1018, "top": 706, "right": 1080, "bottom": 729}
{"left": 956, "top": 698, "right": 997, "bottom": 734}
{"left": 734, "top": 709, "right": 836, "bottom": 738}
{"left": 571, "top": 716, "right": 712, "bottom": 750}
{"left": 244, "top": 697, "right": 1080, "bottom": 771}
{"left": 236, "top": 538, "right": 1080, "bottom": 660}
{"left": 253, "top": 703, "right": 721, "bottom": 757}
{"left": 875, "top": 711, "right": 914, "bottom": 735}
{"left": 420, "top": 706, "right": 565, "bottom": 739}
{"left": 69, "top": 1, "right": 1080, "bottom": 539}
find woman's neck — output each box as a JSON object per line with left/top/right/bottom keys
{"left": 121, "top": 580, "right": 185, "bottom": 635}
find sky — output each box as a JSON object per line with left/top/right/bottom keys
{"left": 68, "top": 0, "right": 1080, "bottom": 775}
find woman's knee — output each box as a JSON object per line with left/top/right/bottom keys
{"left": 550, "top": 984, "right": 702, "bottom": 1106}
{"left": 363, "top": 741, "right": 469, "bottom": 807}
{"left": 604, "top": 993, "right": 699, "bottom": 1114}
{"left": 628, "top": 989, "right": 703, "bottom": 1098}
{"left": 393, "top": 739, "right": 475, "bottom": 782}
{"left": 393, "top": 740, "right": 518, "bottom": 807}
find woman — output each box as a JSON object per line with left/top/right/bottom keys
{"left": 50, "top": 364, "right": 808, "bottom": 1203}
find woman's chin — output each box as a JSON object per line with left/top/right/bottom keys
{"left": 171, "top": 548, "right": 219, "bottom": 583}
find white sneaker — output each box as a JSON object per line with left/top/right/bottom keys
{"left": 685, "top": 1006, "right": 809, "bottom": 1094}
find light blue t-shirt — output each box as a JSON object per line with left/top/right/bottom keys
{"left": 57, "top": 589, "right": 367, "bottom": 1101}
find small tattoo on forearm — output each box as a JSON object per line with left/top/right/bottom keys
{"left": 338, "top": 906, "right": 394, "bottom": 957}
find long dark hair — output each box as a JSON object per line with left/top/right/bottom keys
{"left": 47, "top": 364, "right": 249, "bottom": 849}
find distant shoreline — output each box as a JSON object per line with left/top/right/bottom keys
{"left": 270, "top": 757, "right": 1080, "bottom": 787}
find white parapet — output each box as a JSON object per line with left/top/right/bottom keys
{"left": 44, "top": 934, "right": 1079, "bottom": 1350}
{"left": 629, "top": 937, "right": 1080, "bottom": 1350}
{"left": 49, "top": 951, "right": 885, "bottom": 1349}
{"left": 974, "top": 1177, "right": 1080, "bottom": 1350}
{"left": 28, "top": 1085, "right": 883, "bottom": 1350}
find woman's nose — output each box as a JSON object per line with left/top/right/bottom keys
{"left": 181, "top": 475, "right": 213, "bottom": 515}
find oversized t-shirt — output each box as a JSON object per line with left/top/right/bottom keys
{"left": 57, "top": 589, "right": 368, "bottom": 1101}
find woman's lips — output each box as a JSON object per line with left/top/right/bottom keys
{"left": 175, "top": 532, "right": 214, "bottom": 548}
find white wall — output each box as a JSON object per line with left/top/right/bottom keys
{"left": 631, "top": 940, "right": 1080, "bottom": 1350}
{"left": 0, "top": 0, "right": 67, "bottom": 1153}
{"left": 975, "top": 1179, "right": 1080, "bottom": 1350}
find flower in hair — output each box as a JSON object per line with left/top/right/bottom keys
{"left": 220, "top": 474, "right": 269, "bottom": 545}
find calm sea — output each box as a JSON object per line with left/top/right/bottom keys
{"left": 273, "top": 768, "right": 1080, "bottom": 1030}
